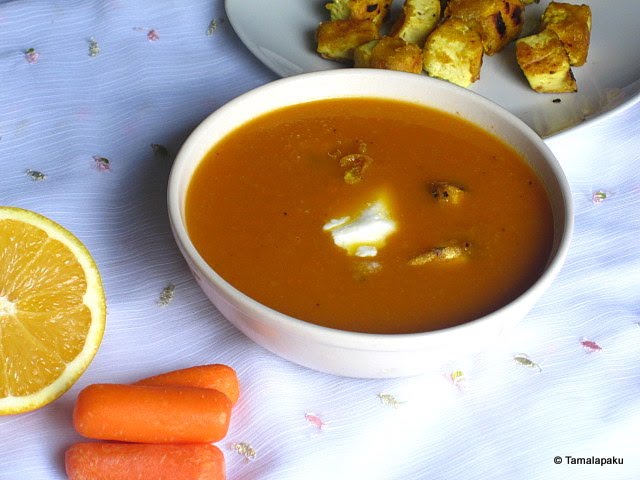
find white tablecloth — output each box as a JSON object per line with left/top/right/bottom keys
{"left": 1, "top": 1, "right": 638, "bottom": 479}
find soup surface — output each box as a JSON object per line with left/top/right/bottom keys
{"left": 186, "top": 98, "right": 554, "bottom": 334}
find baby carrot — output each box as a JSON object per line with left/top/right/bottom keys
{"left": 73, "top": 384, "right": 231, "bottom": 443}
{"left": 65, "top": 442, "right": 225, "bottom": 480}
{"left": 134, "top": 364, "right": 240, "bottom": 405}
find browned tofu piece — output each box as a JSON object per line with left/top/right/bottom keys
{"left": 354, "top": 36, "right": 424, "bottom": 73}
{"left": 422, "top": 17, "right": 484, "bottom": 87}
{"left": 316, "top": 19, "right": 381, "bottom": 62}
{"left": 445, "top": 0, "right": 524, "bottom": 55}
{"left": 408, "top": 240, "right": 471, "bottom": 265}
{"left": 431, "top": 181, "right": 465, "bottom": 204}
{"left": 339, "top": 150, "right": 374, "bottom": 183}
{"left": 389, "top": 0, "right": 442, "bottom": 47}
{"left": 325, "top": 0, "right": 393, "bottom": 27}
{"left": 516, "top": 29, "right": 577, "bottom": 93}
{"left": 541, "top": 2, "right": 592, "bottom": 66}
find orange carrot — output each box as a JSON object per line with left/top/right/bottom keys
{"left": 134, "top": 364, "right": 240, "bottom": 405}
{"left": 73, "top": 384, "right": 231, "bottom": 443}
{"left": 65, "top": 442, "right": 225, "bottom": 480}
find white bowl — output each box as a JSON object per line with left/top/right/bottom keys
{"left": 167, "top": 69, "right": 573, "bottom": 378}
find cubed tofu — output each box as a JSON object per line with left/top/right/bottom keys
{"left": 325, "top": 0, "right": 392, "bottom": 26}
{"left": 422, "top": 17, "right": 484, "bottom": 87}
{"left": 354, "top": 39, "right": 377, "bottom": 66}
{"left": 516, "top": 29, "right": 577, "bottom": 93}
{"left": 316, "top": 19, "right": 381, "bottom": 62}
{"left": 354, "top": 36, "right": 424, "bottom": 73}
{"left": 431, "top": 181, "right": 465, "bottom": 204}
{"left": 445, "top": 0, "right": 524, "bottom": 55}
{"left": 408, "top": 240, "right": 471, "bottom": 265}
{"left": 541, "top": 2, "right": 592, "bottom": 66}
{"left": 389, "top": 0, "right": 442, "bottom": 47}
{"left": 339, "top": 150, "right": 374, "bottom": 184}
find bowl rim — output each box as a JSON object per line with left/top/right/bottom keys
{"left": 167, "top": 69, "right": 574, "bottom": 349}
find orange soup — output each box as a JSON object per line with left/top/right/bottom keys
{"left": 186, "top": 98, "right": 554, "bottom": 334}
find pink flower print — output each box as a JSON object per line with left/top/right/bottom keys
{"left": 93, "top": 156, "right": 111, "bottom": 172}
{"left": 305, "top": 413, "right": 327, "bottom": 431}
{"left": 25, "top": 48, "right": 39, "bottom": 64}
{"left": 580, "top": 339, "right": 602, "bottom": 352}
{"left": 449, "top": 369, "right": 467, "bottom": 389}
{"left": 591, "top": 190, "right": 609, "bottom": 204}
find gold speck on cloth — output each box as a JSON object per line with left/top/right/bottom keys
{"left": 206, "top": 19, "right": 218, "bottom": 36}
{"left": 513, "top": 353, "right": 541, "bottom": 372}
{"left": 151, "top": 143, "right": 169, "bottom": 157}
{"left": 232, "top": 442, "right": 256, "bottom": 461}
{"left": 158, "top": 283, "right": 175, "bottom": 306}
{"left": 450, "top": 370, "right": 465, "bottom": 385}
{"left": 25, "top": 169, "right": 46, "bottom": 181}
{"left": 377, "top": 393, "right": 404, "bottom": 408}
{"left": 88, "top": 38, "right": 100, "bottom": 57}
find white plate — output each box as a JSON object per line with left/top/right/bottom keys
{"left": 225, "top": 0, "right": 640, "bottom": 138}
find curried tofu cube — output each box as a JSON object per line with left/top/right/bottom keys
{"left": 408, "top": 240, "right": 471, "bottom": 265}
{"left": 354, "top": 39, "right": 377, "bottom": 65}
{"left": 516, "top": 29, "right": 577, "bottom": 93}
{"left": 541, "top": 2, "right": 592, "bottom": 66}
{"left": 389, "top": 0, "right": 442, "bottom": 47}
{"left": 325, "top": 0, "right": 393, "bottom": 26}
{"left": 445, "top": 0, "right": 524, "bottom": 55}
{"left": 431, "top": 181, "right": 465, "bottom": 204}
{"left": 354, "top": 36, "right": 423, "bottom": 73}
{"left": 316, "top": 19, "right": 381, "bottom": 62}
{"left": 422, "top": 17, "right": 484, "bottom": 87}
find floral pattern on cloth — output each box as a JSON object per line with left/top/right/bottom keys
{"left": 24, "top": 48, "right": 39, "bottom": 64}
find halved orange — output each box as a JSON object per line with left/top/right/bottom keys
{"left": 0, "top": 207, "right": 106, "bottom": 415}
